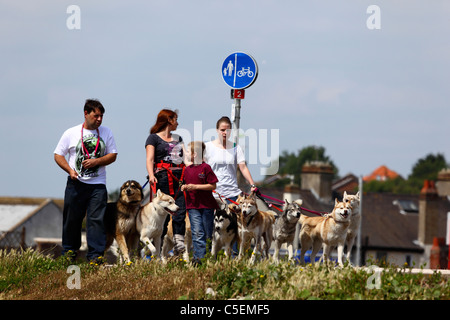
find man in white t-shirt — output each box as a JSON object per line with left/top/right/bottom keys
{"left": 54, "top": 99, "right": 118, "bottom": 263}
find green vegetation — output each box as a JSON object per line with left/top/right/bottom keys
{"left": 363, "top": 153, "right": 448, "bottom": 194}
{"left": 1, "top": 249, "right": 448, "bottom": 300}
{"left": 271, "top": 146, "right": 339, "bottom": 187}
{"left": 267, "top": 147, "right": 449, "bottom": 195}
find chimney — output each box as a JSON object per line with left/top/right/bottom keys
{"left": 436, "top": 168, "right": 450, "bottom": 197}
{"left": 301, "top": 161, "right": 333, "bottom": 202}
{"left": 418, "top": 180, "right": 440, "bottom": 245}
{"left": 283, "top": 183, "right": 301, "bottom": 203}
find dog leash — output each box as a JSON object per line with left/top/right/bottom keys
{"left": 141, "top": 176, "right": 182, "bottom": 216}
{"left": 244, "top": 189, "right": 284, "bottom": 213}
{"left": 299, "top": 206, "right": 327, "bottom": 217}
{"left": 142, "top": 161, "right": 186, "bottom": 198}
{"left": 212, "top": 190, "right": 240, "bottom": 205}
{"left": 254, "top": 189, "right": 327, "bottom": 217}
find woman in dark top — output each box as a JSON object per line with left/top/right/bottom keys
{"left": 145, "top": 109, "right": 187, "bottom": 256}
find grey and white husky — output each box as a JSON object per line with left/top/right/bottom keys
{"left": 272, "top": 199, "right": 303, "bottom": 262}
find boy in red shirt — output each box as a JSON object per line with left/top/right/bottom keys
{"left": 181, "top": 141, "right": 218, "bottom": 263}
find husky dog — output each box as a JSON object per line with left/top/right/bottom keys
{"left": 299, "top": 198, "right": 352, "bottom": 266}
{"left": 272, "top": 199, "right": 303, "bottom": 262}
{"left": 238, "top": 193, "right": 276, "bottom": 263}
{"left": 161, "top": 214, "right": 192, "bottom": 262}
{"left": 136, "top": 189, "right": 179, "bottom": 260}
{"left": 105, "top": 180, "right": 143, "bottom": 264}
{"left": 229, "top": 193, "right": 244, "bottom": 213}
{"left": 342, "top": 191, "right": 361, "bottom": 263}
{"left": 211, "top": 199, "right": 239, "bottom": 258}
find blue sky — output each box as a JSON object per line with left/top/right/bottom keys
{"left": 1, "top": 1, "right": 449, "bottom": 198}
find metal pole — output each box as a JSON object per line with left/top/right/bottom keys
{"left": 233, "top": 98, "right": 241, "bottom": 146}
{"left": 447, "top": 212, "right": 450, "bottom": 269}
{"left": 356, "top": 175, "right": 363, "bottom": 266}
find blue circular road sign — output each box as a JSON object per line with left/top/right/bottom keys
{"left": 221, "top": 52, "right": 258, "bottom": 89}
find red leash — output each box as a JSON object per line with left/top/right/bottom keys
{"left": 212, "top": 190, "right": 239, "bottom": 205}
{"left": 298, "top": 206, "right": 328, "bottom": 217}
{"left": 208, "top": 189, "right": 327, "bottom": 217}
{"left": 255, "top": 189, "right": 327, "bottom": 217}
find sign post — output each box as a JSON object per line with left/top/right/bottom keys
{"left": 233, "top": 98, "right": 241, "bottom": 147}
{"left": 447, "top": 212, "right": 450, "bottom": 269}
{"left": 221, "top": 52, "right": 258, "bottom": 145}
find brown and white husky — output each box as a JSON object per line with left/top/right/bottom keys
{"left": 238, "top": 193, "right": 276, "bottom": 263}
{"left": 342, "top": 191, "right": 361, "bottom": 264}
{"left": 299, "top": 198, "right": 352, "bottom": 266}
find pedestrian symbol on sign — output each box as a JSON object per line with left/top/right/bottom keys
{"left": 224, "top": 60, "right": 234, "bottom": 77}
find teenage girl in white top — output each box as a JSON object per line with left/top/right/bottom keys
{"left": 205, "top": 116, "right": 257, "bottom": 201}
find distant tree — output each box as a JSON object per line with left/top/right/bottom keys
{"left": 363, "top": 176, "right": 417, "bottom": 194}
{"left": 268, "top": 145, "right": 338, "bottom": 187}
{"left": 364, "top": 153, "right": 448, "bottom": 194}
{"left": 108, "top": 188, "right": 120, "bottom": 202}
{"left": 407, "top": 153, "right": 448, "bottom": 192}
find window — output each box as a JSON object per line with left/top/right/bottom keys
{"left": 393, "top": 200, "right": 419, "bottom": 215}
{"left": 376, "top": 251, "right": 387, "bottom": 264}
{"left": 405, "top": 255, "right": 412, "bottom": 267}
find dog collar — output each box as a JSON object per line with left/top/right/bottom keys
{"left": 330, "top": 215, "right": 349, "bottom": 224}
{"left": 119, "top": 199, "right": 141, "bottom": 206}
{"left": 246, "top": 214, "right": 255, "bottom": 227}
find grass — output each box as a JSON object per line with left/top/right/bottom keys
{"left": 0, "top": 248, "right": 449, "bottom": 300}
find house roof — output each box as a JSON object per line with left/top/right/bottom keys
{"left": 0, "top": 204, "right": 40, "bottom": 231}
{"left": 332, "top": 174, "right": 359, "bottom": 194}
{"left": 0, "top": 197, "right": 63, "bottom": 233}
{"left": 359, "top": 192, "right": 450, "bottom": 252}
{"left": 363, "top": 165, "right": 400, "bottom": 182}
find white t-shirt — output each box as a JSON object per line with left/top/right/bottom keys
{"left": 205, "top": 141, "right": 245, "bottom": 198}
{"left": 54, "top": 124, "right": 118, "bottom": 185}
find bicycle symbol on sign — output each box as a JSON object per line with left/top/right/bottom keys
{"left": 237, "top": 67, "right": 254, "bottom": 78}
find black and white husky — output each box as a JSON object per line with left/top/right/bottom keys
{"left": 272, "top": 199, "right": 303, "bottom": 262}
{"left": 211, "top": 200, "right": 239, "bottom": 258}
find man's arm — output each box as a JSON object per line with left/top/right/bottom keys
{"left": 54, "top": 154, "right": 78, "bottom": 180}
{"left": 81, "top": 153, "right": 117, "bottom": 170}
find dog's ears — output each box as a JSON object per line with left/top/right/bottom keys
{"left": 356, "top": 191, "right": 360, "bottom": 198}
{"left": 285, "top": 199, "right": 290, "bottom": 205}
{"left": 335, "top": 198, "right": 339, "bottom": 205}
{"left": 215, "top": 197, "right": 227, "bottom": 210}
{"left": 157, "top": 189, "right": 163, "bottom": 198}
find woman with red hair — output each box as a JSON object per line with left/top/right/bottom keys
{"left": 145, "top": 109, "right": 187, "bottom": 257}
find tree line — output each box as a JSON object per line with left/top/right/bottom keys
{"left": 265, "top": 146, "right": 448, "bottom": 195}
